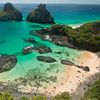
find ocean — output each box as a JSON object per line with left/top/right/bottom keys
{"left": 0, "top": 4, "right": 100, "bottom": 82}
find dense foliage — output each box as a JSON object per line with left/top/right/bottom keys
{"left": 67, "top": 21, "right": 100, "bottom": 52}
{"left": 0, "top": 92, "right": 72, "bottom": 100}
{"left": 82, "top": 80, "right": 100, "bottom": 100}
{"left": 49, "top": 24, "right": 72, "bottom": 35}
{"left": 0, "top": 3, "right": 22, "bottom": 21}
{"left": 0, "top": 92, "right": 14, "bottom": 100}
{"left": 39, "top": 24, "right": 72, "bottom": 35}
{"left": 52, "top": 92, "right": 72, "bottom": 100}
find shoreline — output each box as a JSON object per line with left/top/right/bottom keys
{"left": 69, "top": 24, "right": 83, "bottom": 29}
{"left": 0, "top": 50, "right": 99, "bottom": 100}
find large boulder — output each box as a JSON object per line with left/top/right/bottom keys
{"left": 26, "top": 4, "right": 55, "bottom": 24}
{"left": 0, "top": 3, "right": 22, "bottom": 21}
{"left": 61, "top": 60, "right": 75, "bottom": 66}
{"left": 37, "top": 56, "right": 56, "bottom": 63}
{"left": 0, "top": 54, "right": 18, "bottom": 73}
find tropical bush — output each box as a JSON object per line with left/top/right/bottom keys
{"left": 0, "top": 92, "right": 14, "bottom": 100}
{"left": 82, "top": 80, "right": 100, "bottom": 100}
{"left": 67, "top": 21, "right": 100, "bottom": 51}
{"left": 52, "top": 92, "right": 72, "bottom": 100}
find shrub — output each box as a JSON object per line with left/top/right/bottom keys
{"left": 52, "top": 92, "right": 72, "bottom": 100}
{"left": 0, "top": 92, "right": 14, "bottom": 100}
{"left": 30, "top": 95, "right": 47, "bottom": 100}
{"left": 82, "top": 80, "right": 100, "bottom": 100}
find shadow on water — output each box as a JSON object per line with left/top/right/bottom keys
{"left": 0, "top": 40, "right": 5, "bottom": 44}
{"left": 29, "top": 25, "right": 44, "bottom": 29}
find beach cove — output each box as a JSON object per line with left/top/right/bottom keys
{"left": 0, "top": 4, "right": 100, "bottom": 99}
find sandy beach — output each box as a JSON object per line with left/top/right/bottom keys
{"left": 16, "top": 51, "right": 100, "bottom": 100}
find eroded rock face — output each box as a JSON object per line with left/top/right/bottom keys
{"left": 0, "top": 3, "right": 22, "bottom": 21}
{"left": 37, "top": 56, "right": 56, "bottom": 63}
{"left": 0, "top": 54, "right": 18, "bottom": 73}
{"left": 26, "top": 4, "right": 55, "bottom": 24}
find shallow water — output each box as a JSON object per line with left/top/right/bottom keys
{"left": 0, "top": 4, "right": 100, "bottom": 82}
{"left": 0, "top": 21, "right": 80, "bottom": 81}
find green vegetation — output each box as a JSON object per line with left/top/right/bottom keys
{"left": 0, "top": 92, "right": 72, "bottom": 100}
{"left": 20, "top": 96, "right": 29, "bottom": 100}
{"left": 49, "top": 24, "right": 72, "bottom": 35}
{"left": 30, "top": 96, "right": 46, "bottom": 100}
{"left": 52, "top": 92, "right": 72, "bottom": 100}
{"left": 0, "top": 92, "right": 14, "bottom": 100}
{"left": 67, "top": 21, "right": 100, "bottom": 52}
{"left": 42, "top": 21, "right": 100, "bottom": 52}
{"left": 82, "top": 80, "right": 100, "bottom": 100}
{"left": 0, "top": 80, "right": 100, "bottom": 100}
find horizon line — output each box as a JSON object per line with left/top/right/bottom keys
{"left": 0, "top": 3, "right": 100, "bottom": 5}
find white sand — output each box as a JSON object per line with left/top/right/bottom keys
{"left": 18, "top": 51, "right": 100, "bottom": 99}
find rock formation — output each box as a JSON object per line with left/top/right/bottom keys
{"left": 0, "top": 3, "right": 22, "bottom": 21}
{"left": 0, "top": 54, "right": 18, "bottom": 73}
{"left": 22, "top": 46, "right": 52, "bottom": 55}
{"left": 26, "top": 4, "right": 55, "bottom": 24}
{"left": 37, "top": 56, "right": 56, "bottom": 63}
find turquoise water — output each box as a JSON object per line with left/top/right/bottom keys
{"left": 0, "top": 21, "right": 80, "bottom": 81}
{"left": 0, "top": 4, "right": 100, "bottom": 82}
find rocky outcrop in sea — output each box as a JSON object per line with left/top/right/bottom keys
{"left": 26, "top": 4, "right": 55, "bottom": 24}
{"left": 0, "top": 54, "right": 18, "bottom": 73}
{"left": 0, "top": 3, "right": 22, "bottom": 21}
{"left": 22, "top": 46, "right": 52, "bottom": 55}
{"left": 37, "top": 56, "right": 56, "bottom": 63}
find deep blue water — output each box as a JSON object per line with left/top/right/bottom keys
{"left": 0, "top": 4, "right": 100, "bottom": 24}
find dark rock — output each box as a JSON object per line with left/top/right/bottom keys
{"left": 76, "top": 65, "right": 90, "bottom": 72}
{"left": 36, "top": 24, "right": 72, "bottom": 35}
{"left": 35, "top": 46, "right": 52, "bottom": 54}
{"left": 22, "top": 46, "right": 52, "bottom": 55}
{"left": 61, "top": 60, "right": 90, "bottom": 72}
{"left": 26, "top": 4, "right": 55, "bottom": 24}
{"left": 0, "top": 3, "right": 22, "bottom": 21}
{"left": 78, "top": 71, "right": 81, "bottom": 73}
{"left": 31, "top": 25, "right": 77, "bottom": 49}
{"left": 0, "top": 54, "right": 17, "bottom": 73}
{"left": 22, "top": 46, "right": 34, "bottom": 55}
{"left": 83, "top": 66, "right": 90, "bottom": 72}
{"left": 37, "top": 56, "right": 56, "bottom": 63}
{"left": 61, "top": 60, "right": 75, "bottom": 66}
{"left": 22, "top": 37, "right": 38, "bottom": 44}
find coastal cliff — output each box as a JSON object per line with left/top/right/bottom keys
{"left": 0, "top": 3, "right": 22, "bottom": 21}
{"left": 26, "top": 4, "right": 55, "bottom": 24}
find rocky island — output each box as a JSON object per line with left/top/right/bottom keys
{"left": 0, "top": 3, "right": 22, "bottom": 21}
{"left": 0, "top": 54, "right": 17, "bottom": 73}
{"left": 26, "top": 4, "right": 55, "bottom": 24}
